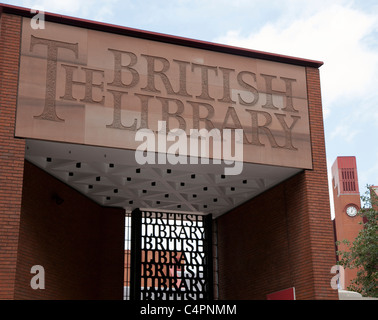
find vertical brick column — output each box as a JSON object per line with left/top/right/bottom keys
{"left": 285, "top": 67, "right": 338, "bottom": 299}
{"left": 302, "top": 67, "right": 338, "bottom": 299}
{"left": 0, "top": 13, "right": 25, "bottom": 300}
{"left": 270, "top": 67, "right": 337, "bottom": 300}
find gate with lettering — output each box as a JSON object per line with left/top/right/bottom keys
{"left": 130, "top": 209, "right": 213, "bottom": 300}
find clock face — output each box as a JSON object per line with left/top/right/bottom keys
{"left": 346, "top": 205, "right": 358, "bottom": 217}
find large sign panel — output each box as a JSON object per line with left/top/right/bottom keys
{"left": 16, "top": 17, "right": 312, "bottom": 169}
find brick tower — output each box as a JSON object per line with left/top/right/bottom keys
{"left": 331, "top": 156, "right": 363, "bottom": 289}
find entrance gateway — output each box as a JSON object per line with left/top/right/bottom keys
{"left": 129, "top": 209, "right": 213, "bottom": 300}
{"left": 17, "top": 11, "right": 311, "bottom": 299}
{"left": 1, "top": 4, "right": 339, "bottom": 300}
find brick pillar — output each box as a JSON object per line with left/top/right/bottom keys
{"left": 282, "top": 67, "right": 338, "bottom": 299}
{"left": 0, "top": 13, "right": 25, "bottom": 299}
{"left": 302, "top": 67, "right": 338, "bottom": 299}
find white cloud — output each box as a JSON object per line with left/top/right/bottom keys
{"left": 327, "top": 159, "right": 336, "bottom": 219}
{"left": 22, "top": 0, "right": 90, "bottom": 14}
{"left": 357, "top": 152, "right": 378, "bottom": 196}
{"left": 330, "top": 123, "right": 359, "bottom": 143}
{"left": 20, "top": 0, "right": 117, "bottom": 21}
{"left": 214, "top": 3, "right": 378, "bottom": 117}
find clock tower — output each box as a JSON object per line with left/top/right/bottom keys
{"left": 331, "top": 156, "right": 363, "bottom": 289}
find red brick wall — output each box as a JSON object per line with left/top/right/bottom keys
{"left": 217, "top": 67, "right": 338, "bottom": 300}
{"left": 216, "top": 183, "right": 293, "bottom": 299}
{"left": 0, "top": 13, "right": 25, "bottom": 300}
{"left": 14, "top": 161, "right": 125, "bottom": 299}
{"left": 302, "top": 67, "right": 338, "bottom": 300}
{"left": 332, "top": 183, "right": 363, "bottom": 288}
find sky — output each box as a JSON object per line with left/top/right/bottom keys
{"left": 3, "top": 0, "right": 378, "bottom": 217}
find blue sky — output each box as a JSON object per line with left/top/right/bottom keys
{"left": 3, "top": 0, "right": 378, "bottom": 216}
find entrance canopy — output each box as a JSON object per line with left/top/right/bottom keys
{"left": 14, "top": 11, "right": 317, "bottom": 218}
{"left": 25, "top": 139, "right": 301, "bottom": 218}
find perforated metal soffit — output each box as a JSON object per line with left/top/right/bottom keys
{"left": 25, "top": 139, "right": 301, "bottom": 218}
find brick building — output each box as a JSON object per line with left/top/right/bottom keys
{"left": 0, "top": 3, "right": 338, "bottom": 300}
{"left": 331, "top": 156, "right": 363, "bottom": 289}
{"left": 332, "top": 157, "right": 377, "bottom": 293}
